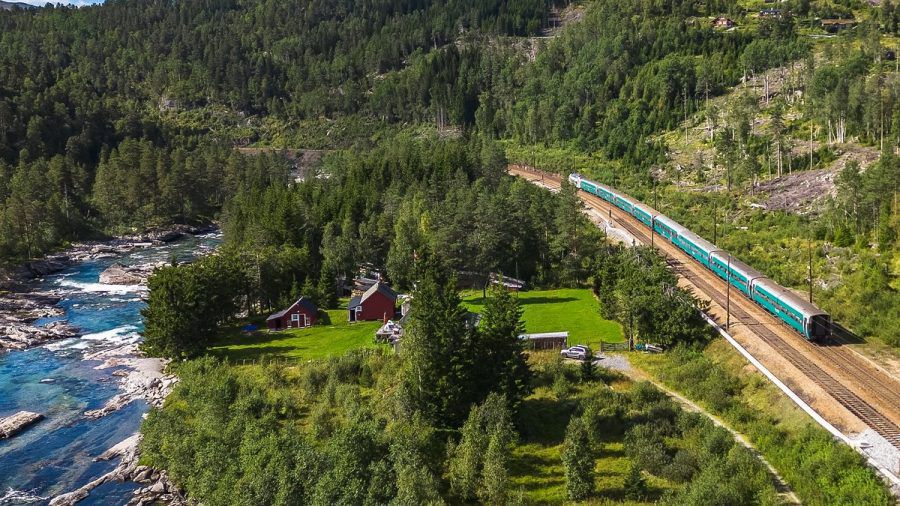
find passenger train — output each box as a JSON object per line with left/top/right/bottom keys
{"left": 568, "top": 173, "right": 832, "bottom": 341}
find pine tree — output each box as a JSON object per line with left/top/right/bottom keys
{"left": 317, "top": 270, "right": 337, "bottom": 309}
{"left": 623, "top": 464, "right": 648, "bottom": 501}
{"left": 141, "top": 265, "right": 210, "bottom": 360}
{"left": 300, "top": 277, "right": 315, "bottom": 306}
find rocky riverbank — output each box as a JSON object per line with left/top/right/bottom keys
{"left": 49, "top": 434, "right": 186, "bottom": 506}
{"left": 0, "top": 223, "right": 218, "bottom": 353}
{"left": 0, "top": 290, "right": 78, "bottom": 350}
{"left": 48, "top": 347, "right": 185, "bottom": 505}
{"left": 49, "top": 352, "right": 185, "bottom": 506}
{"left": 82, "top": 345, "right": 176, "bottom": 419}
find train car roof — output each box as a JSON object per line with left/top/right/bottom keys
{"left": 708, "top": 250, "right": 766, "bottom": 281}
{"left": 754, "top": 277, "right": 828, "bottom": 318}
{"left": 632, "top": 202, "right": 655, "bottom": 217}
{"left": 653, "top": 214, "right": 686, "bottom": 233}
{"left": 610, "top": 187, "right": 638, "bottom": 206}
{"left": 676, "top": 227, "right": 719, "bottom": 255}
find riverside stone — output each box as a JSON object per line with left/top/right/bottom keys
{"left": 0, "top": 411, "right": 44, "bottom": 438}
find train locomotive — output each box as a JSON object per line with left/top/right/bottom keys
{"left": 568, "top": 173, "right": 831, "bottom": 341}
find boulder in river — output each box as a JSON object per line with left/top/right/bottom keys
{"left": 25, "top": 257, "right": 70, "bottom": 277}
{"left": 98, "top": 263, "right": 145, "bottom": 285}
{"left": 0, "top": 411, "right": 44, "bottom": 438}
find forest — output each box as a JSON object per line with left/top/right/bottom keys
{"left": 0, "top": 0, "right": 893, "bottom": 502}
{"left": 0, "top": 0, "right": 557, "bottom": 260}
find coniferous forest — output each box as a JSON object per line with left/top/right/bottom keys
{"left": 1, "top": 0, "right": 899, "bottom": 504}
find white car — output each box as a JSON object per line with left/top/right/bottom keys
{"left": 560, "top": 345, "right": 592, "bottom": 361}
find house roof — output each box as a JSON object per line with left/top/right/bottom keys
{"left": 267, "top": 297, "right": 317, "bottom": 320}
{"left": 518, "top": 332, "right": 569, "bottom": 340}
{"left": 351, "top": 282, "right": 397, "bottom": 309}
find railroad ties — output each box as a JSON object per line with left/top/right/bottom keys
{"left": 520, "top": 168, "right": 900, "bottom": 450}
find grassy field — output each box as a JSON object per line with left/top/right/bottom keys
{"left": 463, "top": 288, "right": 624, "bottom": 349}
{"left": 628, "top": 340, "right": 893, "bottom": 504}
{"left": 212, "top": 288, "right": 621, "bottom": 362}
{"left": 210, "top": 305, "right": 384, "bottom": 362}
{"left": 509, "top": 377, "right": 674, "bottom": 504}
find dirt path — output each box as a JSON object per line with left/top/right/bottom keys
{"left": 604, "top": 355, "right": 802, "bottom": 504}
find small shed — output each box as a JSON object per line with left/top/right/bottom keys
{"left": 349, "top": 282, "right": 398, "bottom": 322}
{"left": 518, "top": 332, "right": 568, "bottom": 350}
{"left": 820, "top": 19, "right": 857, "bottom": 32}
{"left": 267, "top": 297, "right": 318, "bottom": 330}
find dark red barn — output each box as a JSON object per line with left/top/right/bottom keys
{"left": 349, "top": 282, "right": 397, "bottom": 322}
{"left": 266, "top": 297, "right": 318, "bottom": 330}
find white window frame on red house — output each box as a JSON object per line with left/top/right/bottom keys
{"left": 291, "top": 313, "right": 300, "bottom": 327}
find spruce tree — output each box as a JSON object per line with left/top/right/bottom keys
{"left": 477, "top": 283, "right": 531, "bottom": 408}
{"left": 401, "top": 254, "right": 475, "bottom": 426}
{"left": 623, "top": 464, "right": 648, "bottom": 501}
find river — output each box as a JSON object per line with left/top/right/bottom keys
{"left": 0, "top": 233, "right": 220, "bottom": 505}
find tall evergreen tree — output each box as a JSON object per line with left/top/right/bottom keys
{"left": 477, "top": 283, "right": 531, "bottom": 409}
{"left": 400, "top": 254, "right": 476, "bottom": 426}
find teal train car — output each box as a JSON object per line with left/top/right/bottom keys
{"left": 567, "top": 172, "right": 831, "bottom": 341}
{"left": 632, "top": 204, "right": 653, "bottom": 227}
{"left": 709, "top": 252, "right": 762, "bottom": 297}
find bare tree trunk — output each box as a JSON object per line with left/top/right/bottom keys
{"left": 776, "top": 140, "right": 782, "bottom": 177}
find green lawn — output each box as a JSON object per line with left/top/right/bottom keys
{"left": 213, "top": 288, "right": 621, "bottom": 362}
{"left": 463, "top": 288, "right": 624, "bottom": 349}
{"left": 210, "top": 306, "right": 384, "bottom": 362}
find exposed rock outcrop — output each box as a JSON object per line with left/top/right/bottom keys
{"left": 0, "top": 411, "right": 44, "bottom": 438}
{"left": 83, "top": 347, "right": 175, "bottom": 418}
{"left": 0, "top": 291, "right": 77, "bottom": 351}
{"left": 49, "top": 434, "right": 186, "bottom": 506}
{"left": 98, "top": 263, "right": 150, "bottom": 285}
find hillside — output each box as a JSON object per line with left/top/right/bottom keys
{"left": 499, "top": 2, "right": 899, "bottom": 353}
{"left": 0, "top": 1, "right": 34, "bottom": 11}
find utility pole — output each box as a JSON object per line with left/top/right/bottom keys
{"left": 713, "top": 208, "right": 718, "bottom": 245}
{"left": 808, "top": 236, "right": 813, "bottom": 303}
{"left": 809, "top": 123, "right": 814, "bottom": 173}
{"left": 726, "top": 254, "right": 731, "bottom": 330}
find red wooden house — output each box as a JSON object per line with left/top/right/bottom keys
{"left": 266, "top": 297, "right": 318, "bottom": 330}
{"left": 348, "top": 282, "right": 397, "bottom": 322}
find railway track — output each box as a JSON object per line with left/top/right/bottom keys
{"left": 512, "top": 166, "right": 900, "bottom": 449}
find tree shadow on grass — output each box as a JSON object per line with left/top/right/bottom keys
{"left": 211, "top": 330, "right": 306, "bottom": 362}
{"left": 517, "top": 296, "right": 579, "bottom": 305}
{"left": 517, "top": 396, "right": 576, "bottom": 445}
{"left": 509, "top": 456, "right": 567, "bottom": 492}
{"left": 212, "top": 346, "right": 299, "bottom": 363}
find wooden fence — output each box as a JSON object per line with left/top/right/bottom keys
{"left": 599, "top": 341, "right": 630, "bottom": 352}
